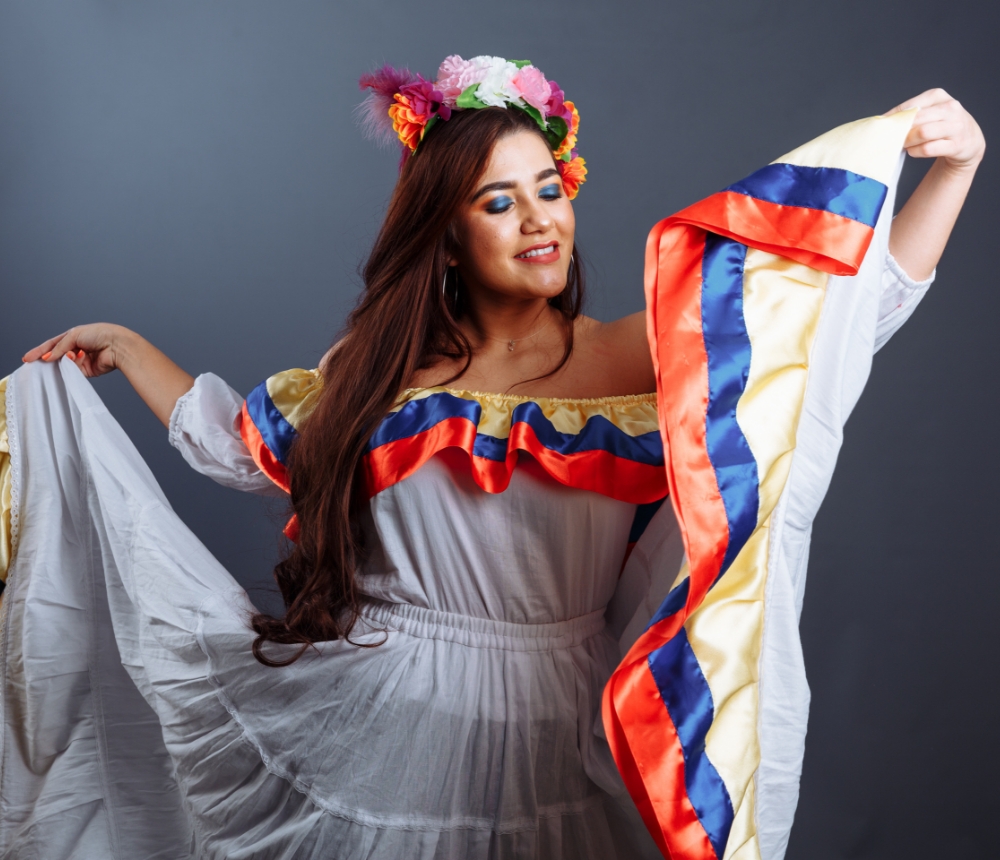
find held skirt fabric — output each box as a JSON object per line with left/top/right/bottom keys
{"left": 0, "top": 112, "right": 932, "bottom": 860}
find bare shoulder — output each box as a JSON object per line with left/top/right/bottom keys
{"left": 573, "top": 312, "right": 655, "bottom": 395}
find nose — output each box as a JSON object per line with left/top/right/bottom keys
{"left": 520, "top": 196, "right": 554, "bottom": 234}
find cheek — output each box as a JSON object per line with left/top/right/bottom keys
{"left": 461, "top": 221, "right": 518, "bottom": 272}
{"left": 556, "top": 202, "right": 576, "bottom": 239}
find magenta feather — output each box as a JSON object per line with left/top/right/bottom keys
{"left": 357, "top": 65, "right": 419, "bottom": 148}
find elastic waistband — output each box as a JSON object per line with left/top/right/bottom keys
{"left": 360, "top": 600, "right": 608, "bottom": 652}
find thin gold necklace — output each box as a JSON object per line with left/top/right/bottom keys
{"left": 482, "top": 324, "right": 548, "bottom": 352}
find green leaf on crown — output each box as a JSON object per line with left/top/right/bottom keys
{"left": 456, "top": 85, "right": 490, "bottom": 110}
{"left": 544, "top": 115, "right": 569, "bottom": 150}
{"left": 418, "top": 115, "right": 439, "bottom": 144}
{"left": 518, "top": 104, "right": 547, "bottom": 133}
{"left": 511, "top": 60, "right": 532, "bottom": 69}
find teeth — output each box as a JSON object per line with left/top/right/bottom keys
{"left": 517, "top": 245, "right": 555, "bottom": 259}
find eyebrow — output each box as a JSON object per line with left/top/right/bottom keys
{"left": 471, "top": 167, "right": 561, "bottom": 202}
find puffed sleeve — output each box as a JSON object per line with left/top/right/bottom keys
{"left": 168, "top": 372, "right": 286, "bottom": 496}
{"left": 874, "top": 249, "right": 935, "bottom": 352}
{"left": 235, "top": 367, "right": 324, "bottom": 494}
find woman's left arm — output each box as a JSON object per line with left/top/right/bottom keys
{"left": 887, "top": 89, "right": 986, "bottom": 281}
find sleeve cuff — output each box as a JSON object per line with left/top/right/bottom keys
{"left": 885, "top": 250, "right": 935, "bottom": 292}
{"left": 167, "top": 380, "right": 199, "bottom": 450}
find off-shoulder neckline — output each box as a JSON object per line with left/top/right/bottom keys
{"left": 400, "top": 385, "right": 658, "bottom": 407}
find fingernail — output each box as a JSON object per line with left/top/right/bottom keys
{"left": 66, "top": 351, "right": 76, "bottom": 360}
{"left": 42, "top": 352, "right": 52, "bottom": 360}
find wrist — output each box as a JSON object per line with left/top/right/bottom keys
{"left": 110, "top": 326, "right": 146, "bottom": 371}
{"left": 937, "top": 153, "right": 983, "bottom": 181}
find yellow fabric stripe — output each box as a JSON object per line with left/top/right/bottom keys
{"left": 395, "top": 386, "right": 659, "bottom": 440}
{"left": 685, "top": 527, "right": 770, "bottom": 859}
{"left": 262, "top": 370, "right": 659, "bottom": 444}
{"left": 774, "top": 109, "right": 916, "bottom": 186}
{"left": 264, "top": 368, "right": 324, "bottom": 432}
{"left": 684, "top": 250, "right": 830, "bottom": 859}
{"left": 0, "top": 377, "right": 10, "bottom": 613}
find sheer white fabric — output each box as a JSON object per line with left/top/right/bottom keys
{"left": 756, "top": 167, "right": 933, "bottom": 858}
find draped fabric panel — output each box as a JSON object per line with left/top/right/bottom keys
{"left": 602, "top": 111, "right": 917, "bottom": 859}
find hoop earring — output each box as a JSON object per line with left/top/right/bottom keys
{"left": 442, "top": 268, "right": 449, "bottom": 296}
{"left": 567, "top": 251, "right": 575, "bottom": 282}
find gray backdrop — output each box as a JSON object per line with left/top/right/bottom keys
{"left": 0, "top": 1, "right": 996, "bottom": 856}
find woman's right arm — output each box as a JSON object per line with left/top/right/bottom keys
{"left": 24, "top": 323, "right": 283, "bottom": 495}
{"left": 22, "top": 323, "right": 194, "bottom": 427}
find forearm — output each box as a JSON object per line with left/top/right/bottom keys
{"left": 25, "top": 322, "right": 195, "bottom": 427}
{"left": 888, "top": 158, "right": 978, "bottom": 281}
{"left": 116, "top": 330, "right": 195, "bottom": 427}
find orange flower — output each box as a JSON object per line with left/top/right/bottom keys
{"left": 558, "top": 155, "right": 587, "bottom": 200}
{"left": 388, "top": 93, "right": 426, "bottom": 152}
{"left": 553, "top": 100, "right": 580, "bottom": 160}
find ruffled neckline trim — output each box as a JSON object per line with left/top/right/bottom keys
{"left": 242, "top": 368, "right": 667, "bottom": 505}
{"left": 366, "top": 386, "right": 666, "bottom": 503}
{"left": 400, "top": 385, "right": 658, "bottom": 408}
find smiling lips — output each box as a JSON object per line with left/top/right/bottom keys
{"left": 515, "top": 242, "right": 560, "bottom": 264}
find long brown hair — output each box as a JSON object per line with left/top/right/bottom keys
{"left": 251, "top": 106, "right": 585, "bottom": 665}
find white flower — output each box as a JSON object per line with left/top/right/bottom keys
{"left": 472, "top": 56, "right": 522, "bottom": 108}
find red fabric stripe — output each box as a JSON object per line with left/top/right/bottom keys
{"left": 603, "top": 655, "right": 720, "bottom": 860}
{"left": 508, "top": 422, "right": 667, "bottom": 503}
{"left": 620, "top": 541, "right": 637, "bottom": 577}
{"left": 239, "top": 401, "right": 290, "bottom": 493}
{"left": 602, "top": 222, "right": 734, "bottom": 856}
{"left": 363, "top": 417, "right": 668, "bottom": 503}
{"left": 671, "top": 191, "right": 875, "bottom": 276}
{"left": 363, "top": 417, "right": 479, "bottom": 497}
{"left": 645, "top": 224, "right": 730, "bottom": 616}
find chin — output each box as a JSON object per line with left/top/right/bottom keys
{"left": 518, "top": 273, "right": 570, "bottom": 299}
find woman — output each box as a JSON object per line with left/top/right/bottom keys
{"left": 3, "top": 56, "right": 985, "bottom": 859}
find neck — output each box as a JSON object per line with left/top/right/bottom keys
{"left": 461, "top": 291, "right": 558, "bottom": 348}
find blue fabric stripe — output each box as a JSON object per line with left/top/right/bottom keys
{"left": 725, "top": 163, "right": 887, "bottom": 228}
{"left": 648, "top": 630, "right": 735, "bottom": 858}
{"left": 648, "top": 576, "right": 690, "bottom": 628}
{"left": 628, "top": 497, "right": 667, "bottom": 544}
{"left": 245, "top": 380, "right": 299, "bottom": 466}
{"left": 701, "top": 234, "right": 760, "bottom": 574}
{"left": 367, "top": 392, "right": 482, "bottom": 450}
{"left": 472, "top": 432, "right": 508, "bottom": 461}
{"left": 510, "top": 401, "right": 664, "bottom": 466}
{"left": 367, "top": 392, "right": 664, "bottom": 466}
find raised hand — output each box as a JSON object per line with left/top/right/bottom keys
{"left": 23, "top": 322, "right": 131, "bottom": 379}
{"left": 22, "top": 324, "right": 194, "bottom": 427}
{"left": 887, "top": 88, "right": 985, "bottom": 173}
{"left": 885, "top": 89, "right": 985, "bottom": 282}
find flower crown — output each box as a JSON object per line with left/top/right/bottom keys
{"left": 358, "top": 55, "right": 587, "bottom": 199}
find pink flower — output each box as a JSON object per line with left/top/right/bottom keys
{"left": 435, "top": 54, "right": 488, "bottom": 105}
{"left": 398, "top": 77, "right": 451, "bottom": 122}
{"left": 545, "top": 81, "right": 574, "bottom": 126}
{"left": 511, "top": 66, "right": 551, "bottom": 112}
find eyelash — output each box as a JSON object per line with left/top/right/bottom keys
{"left": 485, "top": 183, "right": 563, "bottom": 214}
